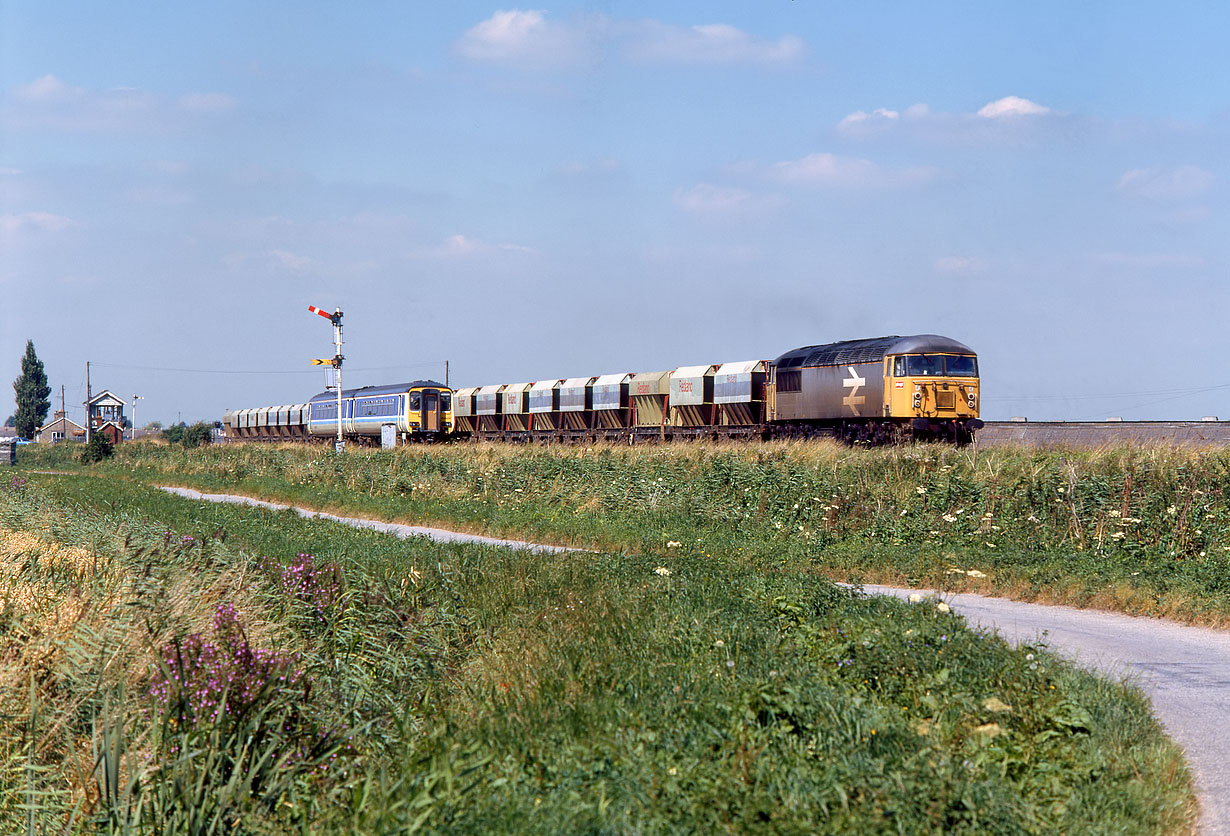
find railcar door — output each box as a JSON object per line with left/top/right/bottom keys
{"left": 424, "top": 391, "right": 440, "bottom": 432}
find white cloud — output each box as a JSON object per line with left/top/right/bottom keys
{"left": 935, "top": 256, "right": 987, "bottom": 275}
{"left": 436, "top": 234, "right": 538, "bottom": 257}
{"left": 977, "top": 96, "right": 1050, "bottom": 118}
{"left": 628, "top": 21, "right": 803, "bottom": 64}
{"left": 13, "top": 74, "right": 82, "bottom": 103}
{"left": 455, "top": 10, "right": 590, "bottom": 67}
{"left": 673, "top": 183, "right": 763, "bottom": 213}
{"left": 837, "top": 107, "right": 900, "bottom": 133}
{"left": 836, "top": 97, "right": 1056, "bottom": 143}
{"left": 5, "top": 74, "right": 235, "bottom": 133}
{"left": 455, "top": 10, "right": 803, "bottom": 68}
{"left": 0, "top": 211, "right": 76, "bottom": 235}
{"left": 1117, "top": 166, "right": 1214, "bottom": 201}
{"left": 769, "top": 152, "right": 939, "bottom": 188}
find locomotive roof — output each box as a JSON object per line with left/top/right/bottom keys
{"left": 772, "top": 335, "right": 975, "bottom": 369}
{"left": 308, "top": 380, "right": 447, "bottom": 402}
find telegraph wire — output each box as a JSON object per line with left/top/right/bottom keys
{"left": 90, "top": 360, "right": 449, "bottom": 376}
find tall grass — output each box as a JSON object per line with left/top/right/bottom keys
{"left": 0, "top": 464, "right": 1199, "bottom": 833}
{"left": 27, "top": 439, "right": 1230, "bottom": 623}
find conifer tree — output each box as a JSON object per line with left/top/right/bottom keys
{"left": 13, "top": 340, "right": 51, "bottom": 439}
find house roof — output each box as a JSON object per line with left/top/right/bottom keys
{"left": 88, "top": 390, "right": 126, "bottom": 407}
{"left": 36, "top": 415, "right": 85, "bottom": 434}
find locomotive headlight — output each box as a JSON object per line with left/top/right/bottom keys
{"left": 967, "top": 391, "right": 977, "bottom": 409}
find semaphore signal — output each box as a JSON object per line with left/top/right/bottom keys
{"left": 309, "top": 305, "right": 345, "bottom": 452}
{"left": 308, "top": 305, "right": 342, "bottom": 325}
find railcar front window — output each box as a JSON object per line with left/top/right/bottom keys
{"left": 906, "top": 355, "right": 941, "bottom": 376}
{"left": 410, "top": 394, "right": 422, "bottom": 411}
{"left": 439, "top": 393, "right": 451, "bottom": 412}
{"left": 946, "top": 356, "right": 978, "bottom": 377}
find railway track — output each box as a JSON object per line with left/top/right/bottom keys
{"left": 978, "top": 420, "right": 1230, "bottom": 448}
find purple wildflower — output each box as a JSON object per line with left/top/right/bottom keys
{"left": 150, "top": 603, "right": 302, "bottom": 729}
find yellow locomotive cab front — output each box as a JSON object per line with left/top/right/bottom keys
{"left": 885, "top": 353, "right": 982, "bottom": 442}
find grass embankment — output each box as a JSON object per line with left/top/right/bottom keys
{"left": 0, "top": 468, "right": 1197, "bottom": 833}
{"left": 23, "top": 439, "right": 1230, "bottom": 625}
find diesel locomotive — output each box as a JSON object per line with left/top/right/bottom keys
{"left": 222, "top": 334, "right": 982, "bottom": 445}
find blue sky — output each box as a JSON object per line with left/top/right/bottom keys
{"left": 2, "top": 2, "right": 1227, "bottom": 425}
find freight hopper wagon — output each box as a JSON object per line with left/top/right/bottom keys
{"left": 770, "top": 334, "right": 983, "bottom": 444}
{"left": 456, "top": 360, "right": 772, "bottom": 443}
{"left": 455, "top": 334, "right": 981, "bottom": 445}
{"left": 224, "top": 404, "right": 311, "bottom": 441}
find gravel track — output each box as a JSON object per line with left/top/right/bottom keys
{"left": 862, "top": 585, "right": 1230, "bottom": 836}
{"left": 161, "top": 486, "right": 1228, "bottom": 835}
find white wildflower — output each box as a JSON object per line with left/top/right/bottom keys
{"left": 654, "top": 566, "right": 671, "bottom": 577}
{"left": 936, "top": 602, "right": 951, "bottom": 614}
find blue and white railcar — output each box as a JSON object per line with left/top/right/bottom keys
{"left": 307, "top": 380, "right": 453, "bottom": 442}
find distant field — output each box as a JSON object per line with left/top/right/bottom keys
{"left": 24, "top": 437, "right": 1230, "bottom": 625}
{"left": 0, "top": 442, "right": 1206, "bottom": 832}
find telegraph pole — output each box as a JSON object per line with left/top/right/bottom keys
{"left": 308, "top": 305, "right": 345, "bottom": 452}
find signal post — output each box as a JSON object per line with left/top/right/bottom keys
{"left": 308, "top": 305, "right": 345, "bottom": 452}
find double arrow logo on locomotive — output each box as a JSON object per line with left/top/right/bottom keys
{"left": 842, "top": 366, "right": 866, "bottom": 416}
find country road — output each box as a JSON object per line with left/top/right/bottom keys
{"left": 861, "top": 585, "right": 1230, "bottom": 836}
{"left": 163, "top": 487, "right": 1230, "bottom": 835}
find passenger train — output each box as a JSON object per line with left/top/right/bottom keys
{"left": 222, "top": 334, "right": 982, "bottom": 445}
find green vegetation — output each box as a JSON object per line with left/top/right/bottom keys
{"left": 23, "top": 439, "right": 1230, "bottom": 624}
{"left": 79, "top": 431, "right": 114, "bottom": 463}
{"left": 0, "top": 471, "right": 1196, "bottom": 833}
{"left": 160, "top": 421, "right": 214, "bottom": 448}
{"left": 11, "top": 340, "right": 50, "bottom": 439}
